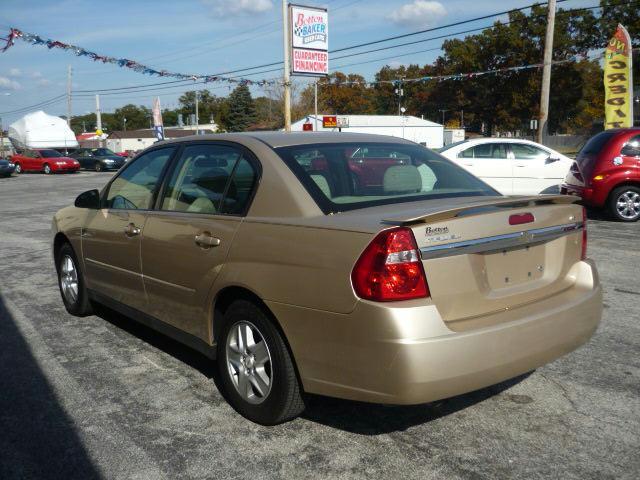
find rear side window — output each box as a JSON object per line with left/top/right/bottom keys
{"left": 459, "top": 144, "right": 508, "bottom": 159}
{"left": 276, "top": 142, "right": 497, "bottom": 214}
{"left": 579, "top": 132, "right": 616, "bottom": 156}
{"left": 106, "top": 147, "right": 175, "bottom": 210}
{"left": 160, "top": 144, "right": 257, "bottom": 215}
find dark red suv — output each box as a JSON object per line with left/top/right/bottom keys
{"left": 562, "top": 128, "right": 640, "bottom": 222}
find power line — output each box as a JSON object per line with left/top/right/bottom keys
{"left": 222, "top": 0, "right": 632, "bottom": 79}
{"left": 0, "top": 94, "right": 66, "bottom": 115}
{"left": 192, "top": 1, "right": 571, "bottom": 78}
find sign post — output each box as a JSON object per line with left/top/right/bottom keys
{"left": 282, "top": 0, "right": 292, "bottom": 131}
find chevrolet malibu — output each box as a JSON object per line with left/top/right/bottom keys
{"left": 52, "top": 132, "right": 602, "bottom": 425}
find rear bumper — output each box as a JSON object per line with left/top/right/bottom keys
{"left": 561, "top": 184, "right": 604, "bottom": 207}
{"left": 269, "top": 260, "right": 602, "bottom": 405}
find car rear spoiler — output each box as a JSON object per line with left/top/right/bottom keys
{"left": 382, "top": 195, "right": 578, "bottom": 226}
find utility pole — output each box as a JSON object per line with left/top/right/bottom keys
{"left": 395, "top": 77, "right": 404, "bottom": 116}
{"left": 439, "top": 109, "right": 448, "bottom": 126}
{"left": 95, "top": 94, "right": 103, "bottom": 147}
{"left": 282, "top": 0, "right": 292, "bottom": 131}
{"left": 461, "top": 109, "right": 464, "bottom": 128}
{"left": 195, "top": 90, "right": 199, "bottom": 134}
{"left": 314, "top": 80, "right": 318, "bottom": 131}
{"left": 537, "top": 0, "right": 556, "bottom": 144}
{"left": 0, "top": 116, "right": 4, "bottom": 159}
{"left": 66, "top": 65, "right": 72, "bottom": 126}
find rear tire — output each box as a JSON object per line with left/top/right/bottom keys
{"left": 608, "top": 185, "right": 640, "bottom": 222}
{"left": 43, "top": 163, "right": 52, "bottom": 174}
{"left": 56, "top": 243, "right": 93, "bottom": 316}
{"left": 216, "top": 299, "right": 304, "bottom": 425}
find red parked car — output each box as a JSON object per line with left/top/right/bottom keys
{"left": 562, "top": 128, "right": 640, "bottom": 222}
{"left": 11, "top": 149, "right": 80, "bottom": 174}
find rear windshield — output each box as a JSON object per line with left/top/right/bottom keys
{"left": 275, "top": 142, "right": 498, "bottom": 214}
{"left": 579, "top": 132, "right": 616, "bottom": 156}
{"left": 39, "top": 149, "right": 63, "bottom": 158}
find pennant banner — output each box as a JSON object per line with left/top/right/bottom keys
{"left": 0, "top": 28, "right": 277, "bottom": 86}
{"left": 603, "top": 24, "right": 634, "bottom": 129}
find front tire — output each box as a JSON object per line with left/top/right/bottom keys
{"left": 217, "top": 300, "right": 304, "bottom": 425}
{"left": 43, "top": 163, "right": 52, "bottom": 174}
{"left": 14, "top": 163, "right": 22, "bottom": 174}
{"left": 608, "top": 186, "right": 640, "bottom": 222}
{"left": 94, "top": 161, "right": 103, "bottom": 172}
{"left": 57, "top": 243, "right": 93, "bottom": 316}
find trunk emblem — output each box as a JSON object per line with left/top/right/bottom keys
{"left": 509, "top": 213, "right": 535, "bottom": 225}
{"left": 425, "top": 226, "right": 460, "bottom": 243}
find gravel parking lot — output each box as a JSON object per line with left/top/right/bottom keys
{"left": 0, "top": 171, "right": 638, "bottom": 480}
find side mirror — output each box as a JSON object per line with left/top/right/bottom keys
{"left": 545, "top": 156, "right": 560, "bottom": 164}
{"left": 75, "top": 189, "right": 100, "bottom": 209}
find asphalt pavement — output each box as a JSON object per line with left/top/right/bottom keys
{"left": 0, "top": 171, "right": 638, "bottom": 480}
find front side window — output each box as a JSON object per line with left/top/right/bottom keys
{"left": 510, "top": 144, "right": 548, "bottom": 160}
{"left": 105, "top": 147, "right": 175, "bottom": 210}
{"left": 458, "top": 143, "right": 507, "bottom": 159}
{"left": 276, "top": 142, "right": 497, "bottom": 213}
{"left": 161, "top": 144, "right": 257, "bottom": 215}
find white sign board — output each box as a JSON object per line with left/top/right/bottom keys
{"left": 336, "top": 116, "right": 349, "bottom": 128}
{"left": 290, "top": 4, "right": 328, "bottom": 76}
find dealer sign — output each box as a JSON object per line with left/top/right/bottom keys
{"left": 290, "top": 4, "right": 328, "bottom": 76}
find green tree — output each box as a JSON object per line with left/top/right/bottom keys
{"left": 110, "top": 104, "right": 151, "bottom": 131}
{"left": 226, "top": 84, "right": 256, "bottom": 132}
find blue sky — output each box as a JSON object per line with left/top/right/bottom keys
{"left": 0, "top": 0, "right": 594, "bottom": 125}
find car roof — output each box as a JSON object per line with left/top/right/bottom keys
{"left": 158, "top": 131, "right": 417, "bottom": 149}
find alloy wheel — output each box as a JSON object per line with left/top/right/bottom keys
{"left": 14, "top": 163, "right": 22, "bottom": 173}
{"left": 59, "top": 255, "right": 79, "bottom": 305}
{"left": 226, "top": 321, "right": 273, "bottom": 404}
{"left": 94, "top": 162, "right": 103, "bottom": 172}
{"left": 44, "top": 164, "right": 51, "bottom": 174}
{"left": 616, "top": 190, "right": 640, "bottom": 220}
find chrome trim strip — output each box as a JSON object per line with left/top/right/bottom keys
{"left": 420, "top": 222, "right": 583, "bottom": 259}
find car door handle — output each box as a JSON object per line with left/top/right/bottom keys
{"left": 195, "top": 232, "right": 221, "bottom": 248}
{"left": 124, "top": 223, "right": 141, "bottom": 237}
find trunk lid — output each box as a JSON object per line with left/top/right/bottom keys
{"left": 384, "top": 196, "right": 584, "bottom": 330}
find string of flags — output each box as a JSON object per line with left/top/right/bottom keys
{"left": 0, "top": 28, "right": 278, "bottom": 86}
{"left": 1, "top": 26, "right": 610, "bottom": 90}
{"left": 326, "top": 57, "right": 586, "bottom": 87}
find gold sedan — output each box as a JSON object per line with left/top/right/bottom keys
{"left": 52, "top": 132, "right": 602, "bottom": 425}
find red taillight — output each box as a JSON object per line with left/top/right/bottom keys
{"left": 351, "top": 227, "right": 429, "bottom": 302}
{"left": 581, "top": 207, "right": 588, "bottom": 260}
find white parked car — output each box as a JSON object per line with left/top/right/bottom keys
{"left": 438, "top": 138, "right": 573, "bottom": 195}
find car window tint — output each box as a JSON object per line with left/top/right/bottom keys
{"left": 471, "top": 144, "right": 493, "bottom": 158}
{"left": 579, "top": 131, "right": 616, "bottom": 155}
{"left": 161, "top": 144, "right": 255, "bottom": 215}
{"left": 458, "top": 147, "right": 474, "bottom": 158}
{"left": 511, "top": 144, "right": 548, "bottom": 160}
{"left": 221, "top": 158, "right": 257, "bottom": 215}
{"left": 277, "top": 142, "right": 497, "bottom": 213}
{"left": 106, "top": 147, "right": 175, "bottom": 210}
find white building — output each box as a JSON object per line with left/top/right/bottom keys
{"left": 291, "top": 115, "right": 444, "bottom": 149}
{"left": 106, "top": 128, "right": 215, "bottom": 153}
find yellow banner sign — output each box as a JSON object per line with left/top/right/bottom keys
{"left": 603, "top": 24, "right": 634, "bottom": 129}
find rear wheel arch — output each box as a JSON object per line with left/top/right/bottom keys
{"left": 212, "top": 286, "right": 303, "bottom": 382}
